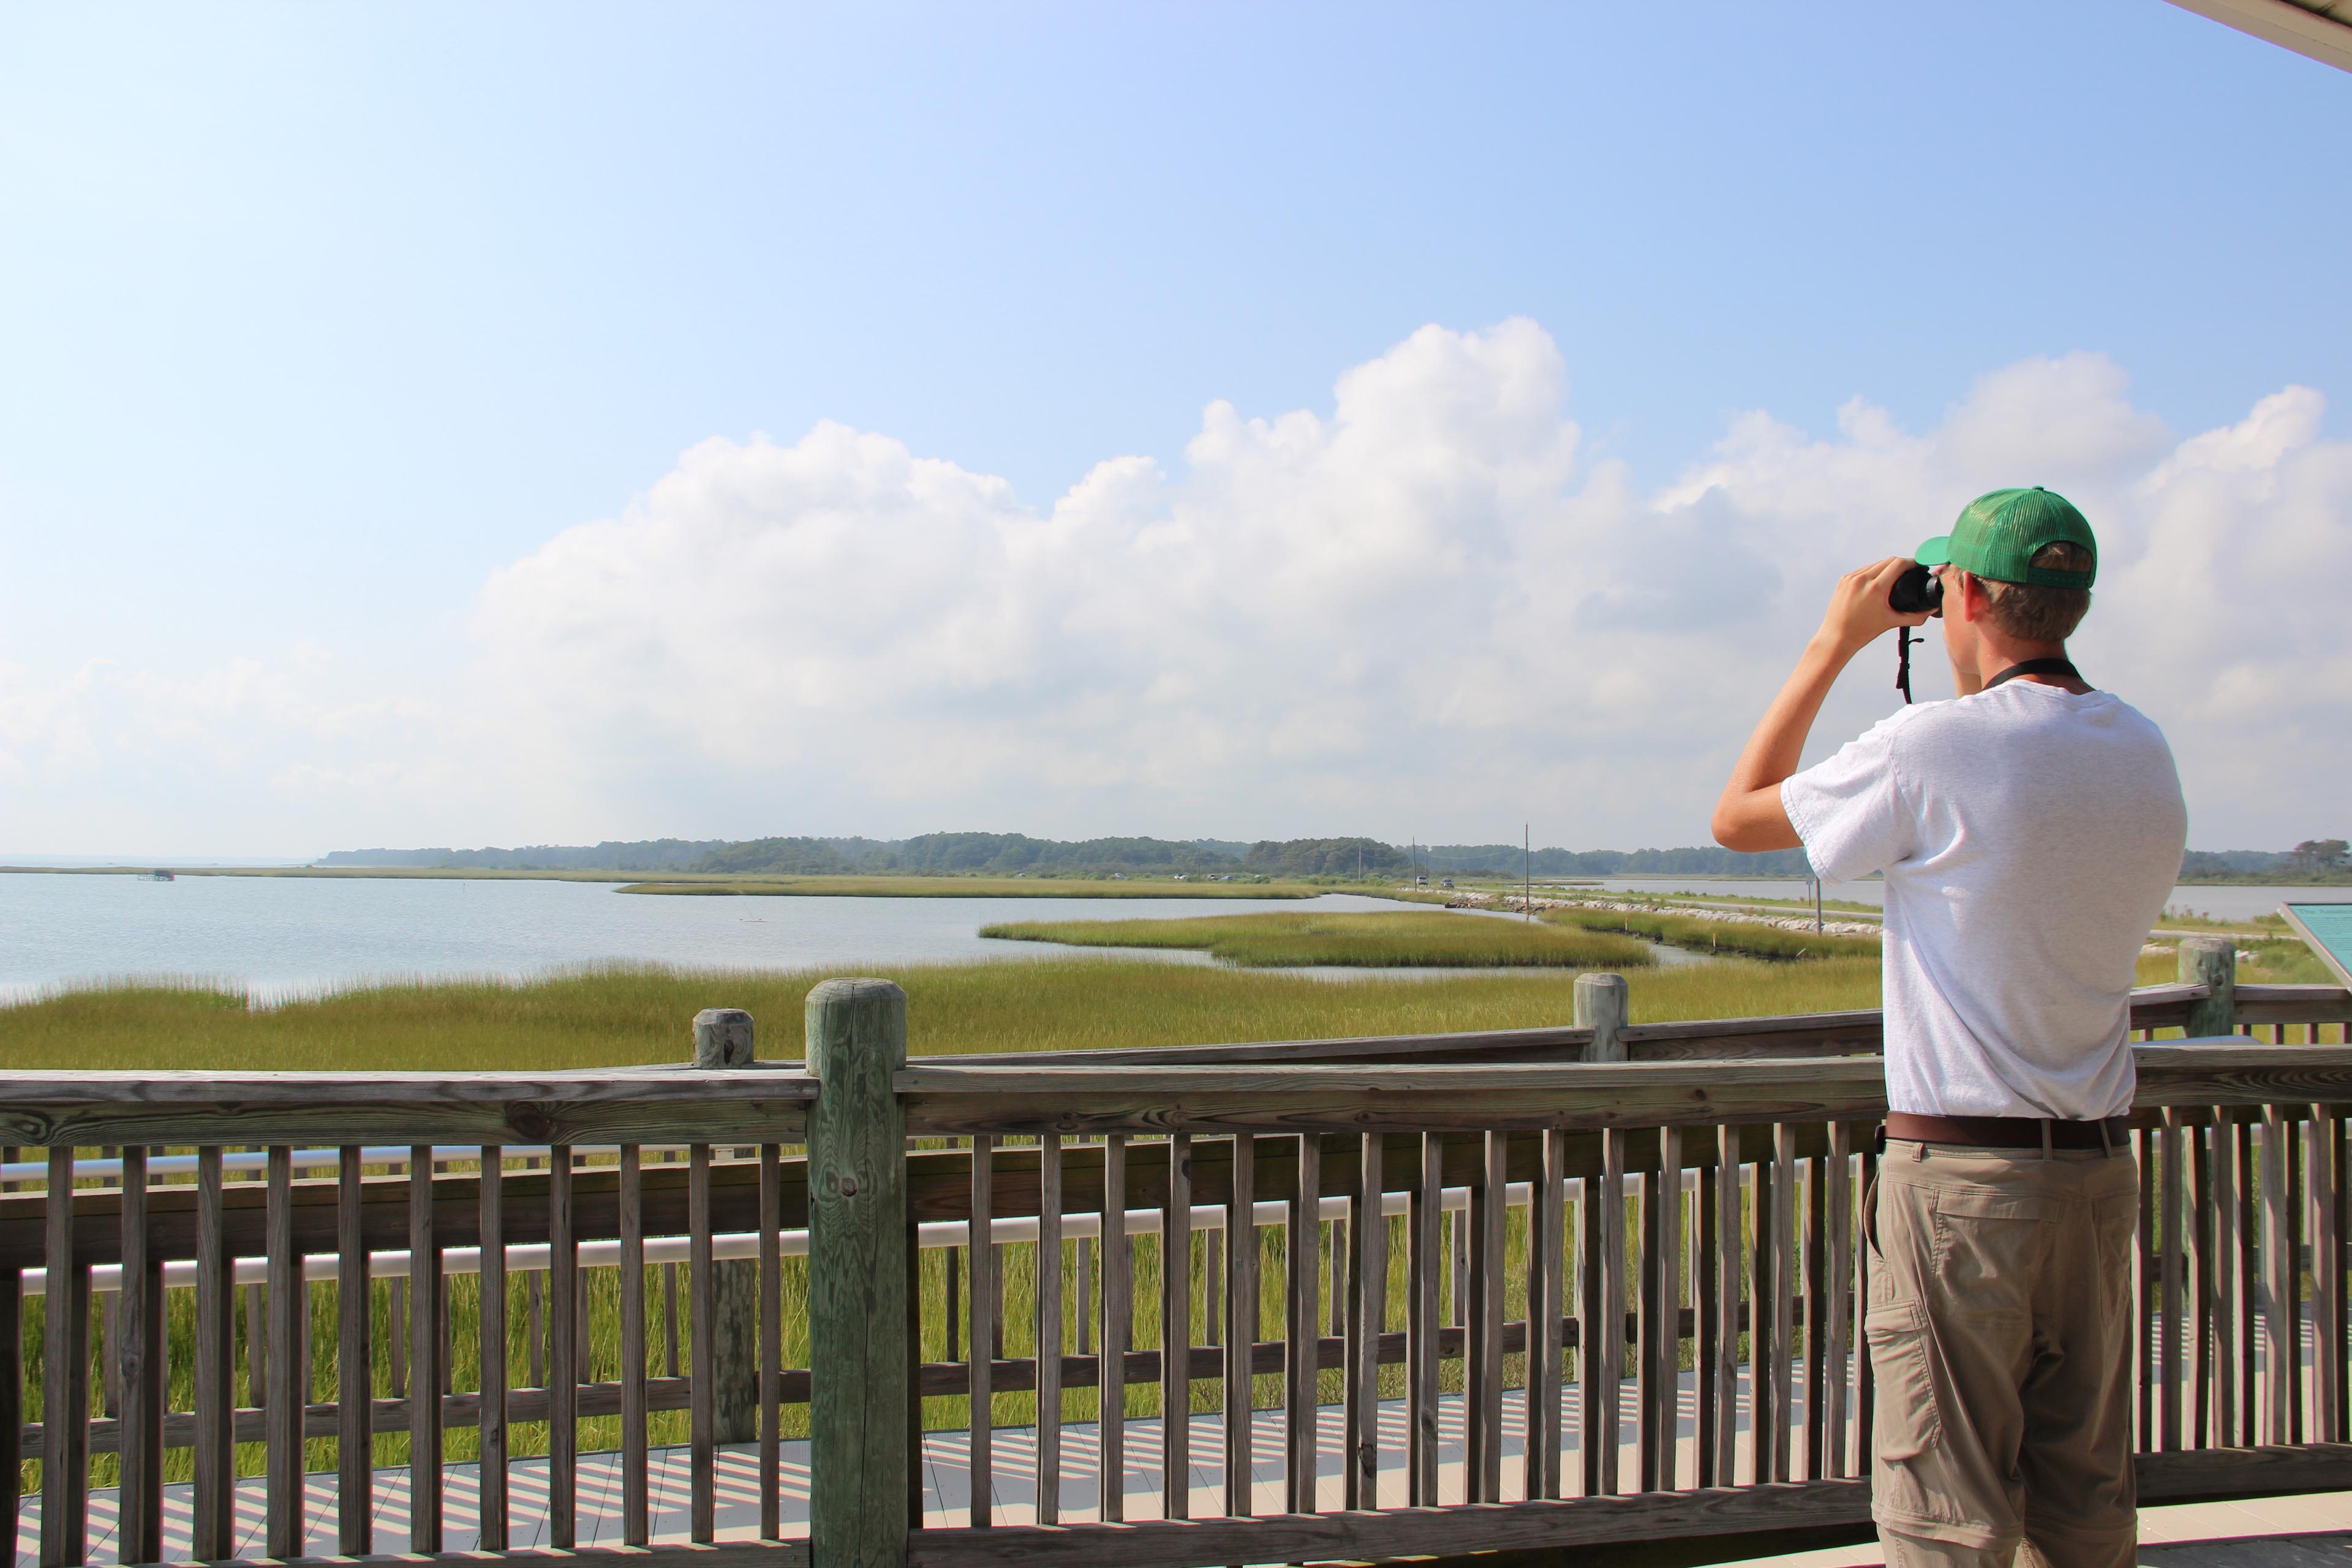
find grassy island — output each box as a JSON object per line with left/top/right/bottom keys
{"left": 1539, "top": 905, "right": 1881, "bottom": 962}
{"left": 978, "top": 909, "right": 1654, "bottom": 968}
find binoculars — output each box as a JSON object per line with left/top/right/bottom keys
{"left": 1888, "top": 563, "right": 1943, "bottom": 617}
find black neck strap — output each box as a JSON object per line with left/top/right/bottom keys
{"left": 1982, "top": 657, "right": 2086, "bottom": 692}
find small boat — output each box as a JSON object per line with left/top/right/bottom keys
{"left": 142, "top": 869, "right": 175, "bottom": 882}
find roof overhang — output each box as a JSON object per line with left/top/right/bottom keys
{"left": 2165, "top": 0, "right": 2352, "bottom": 72}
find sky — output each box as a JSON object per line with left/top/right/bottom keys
{"left": 1, "top": 1, "right": 2347, "bottom": 858}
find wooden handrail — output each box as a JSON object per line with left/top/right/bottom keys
{"left": 0, "top": 1066, "right": 815, "bottom": 1147}
{"left": 893, "top": 1039, "right": 2352, "bottom": 1134}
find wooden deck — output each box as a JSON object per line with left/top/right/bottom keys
{"left": 29, "top": 1374, "right": 2352, "bottom": 1566}
{"left": 17, "top": 1375, "right": 1771, "bottom": 1561}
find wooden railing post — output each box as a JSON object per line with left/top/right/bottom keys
{"left": 693, "top": 1008, "right": 762, "bottom": 1444}
{"left": 807, "top": 979, "right": 911, "bottom": 1568}
{"left": 2180, "top": 937, "right": 2237, "bottom": 1038}
{"left": 1576, "top": 973, "right": 1629, "bottom": 1062}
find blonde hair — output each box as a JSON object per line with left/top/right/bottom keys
{"left": 1982, "top": 541, "right": 2093, "bottom": 643}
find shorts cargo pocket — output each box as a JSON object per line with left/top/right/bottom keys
{"left": 1866, "top": 1299, "right": 1941, "bottom": 1462}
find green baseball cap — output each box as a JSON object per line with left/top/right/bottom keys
{"left": 1914, "top": 486, "right": 2097, "bottom": 587}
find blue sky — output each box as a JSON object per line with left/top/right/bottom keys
{"left": 2, "top": 3, "right": 2347, "bottom": 855}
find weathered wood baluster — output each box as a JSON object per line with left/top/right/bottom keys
{"left": 1075, "top": 1232, "right": 1092, "bottom": 1360}
{"left": 390, "top": 1278, "right": 407, "bottom": 1398}
{"left": 1747, "top": 1142, "right": 1775, "bottom": 1488}
{"left": 2290, "top": 1108, "right": 2308, "bottom": 1442}
{"left": 1204, "top": 1221, "right": 1223, "bottom": 1354}
{"left": 2329, "top": 1109, "right": 2350, "bottom": 1442}
{"left": 688, "top": 1142, "right": 716, "bottom": 1542}
{"left": 759, "top": 1142, "right": 783, "bottom": 1539}
{"left": 968, "top": 1135, "right": 995, "bottom": 1528}
{"left": 41, "top": 1147, "right": 88, "bottom": 1568}
{"left": 2191, "top": 1118, "right": 2215, "bottom": 1449}
{"left": 2263, "top": 1105, "right": 2293, "bottom": 1445}
{"left": 945, "top": 1239, "right": 962, "bottom": 1365}
{"left": 1452, "top": 1200, "right": 1469, "bottom": 1333}
{"left": 2237, "top": 1117, "right": 2260, "bottom": 1445}
{"left": 244, "top": 1281, "right": 266, "bottom": 1425}
{"left": 1711, "top": 1126, "right": 1741, "bottom": 1488}
{"left": 1635, "top": 1159, "right": 1660, "bottom": 1494}
{"left": 1225, "top": 1131, "right": 1261, "bottom": 1517}
{"left": 191, "top": 1146, "right": 233, "bottom": 1561}
{"left": 407, "top": 1146, "right": 442, "bottom": 1553}
{"left": 118, "top": 1147, "right": 162, "bottom": 1565}
{"left": 2306, "top": 1107, "right": 2340, "bottom": 1444}
{"left": 1036, "top": 1133, "right": 1065, "bottom": 1526}
{"left": 1101, "top": 1133, "right": 1130, "bottom": 1522}
{"left": 1654, "top": 1125, "right": 1683, "bottom": 1494}
{"left": 1768, "top": 1125, "right": 1797, "bottom": 1483}
{"left": 666, "top": 1261, "right": 682, "bottom": 1380}
{"left": 333, "top": 1146, "right": 372, "bottom": 1556}
{"left": 480, "top": 1145, "right": 509, "bottom": 1550}
{"left": 527, "top": 1272, "right": 545, "bottom": 1393}
{"left": 1163, "top": 1132, "right": 1193, "bottom": 1518}
{"left": 1803, "top": 1147, "right": 1827, "bottom": 1482}
{"left": 1330, "top": 1213, "right": 1347, "bottom": 1348}
{"left": 2160, "top": 1111, "right": 2185, "bottom": 1452}
{"left": 1468, "top": 1131, "right": 1505, "bottom": 1503}
{"left": 619, "top": 1143, "right": 649, "bottom": 1544}
{"left": 1346, "top": 1131, "right": 1385, "bottom": 1510}
{"left": 1526, "top": 1127, "right": 1566, "bottom": 1501}
{"left": 1597, "top": 1127, "right": 1626, "bottom": 1497}
{"left": 551, "top": 1147, "right": 579, "bottom": 1548}
{"left": 1825, "top": 1123, "right": 1854, "bottom": 1479}
{"left": 1284, "top": 1132, "right": 1321, "bottom": 1515}
{"left": 265, "top": 1146, "right": 301, "bottom": 1561}
{"left": 1407, "top": 1135, "right": 1439, "bottom": 1507}
{"left": 0, "top": 1255, "right": 17, "bottom": 1562}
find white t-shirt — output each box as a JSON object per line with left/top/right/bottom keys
{"left": 1781, "top": 680, "right": 2187, "bottom": 1119}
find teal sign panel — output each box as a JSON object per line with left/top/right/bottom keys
{"left": 2282, "top": 903, "right": 2352, "bottom": 988}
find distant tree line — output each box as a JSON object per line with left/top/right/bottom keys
{"left": 2181, "top": 841, "right": 2351, "bottom": 883}
{"left": 319, "top": 834, "right": 2345, "bottom": 882}
{"left": 320, "top": 832, "right": 1807, "bottom": 878}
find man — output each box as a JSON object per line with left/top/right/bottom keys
{"left": 1711, "top": 488, "right": 2187, "bottom": 1568}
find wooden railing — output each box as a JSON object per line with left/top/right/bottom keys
{"left": 0, "top": 951, "right": 2347, "bottom": 1567}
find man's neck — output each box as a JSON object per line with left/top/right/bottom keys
{"left": 1980, "top": 641, "right": 2089, "bottom": 694}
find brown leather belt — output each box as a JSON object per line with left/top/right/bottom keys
{"left": 1885, "top": 1112, "right": 2130, "bottom": 1151}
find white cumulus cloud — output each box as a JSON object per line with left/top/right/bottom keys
{"left": 5, "top": 320, "right": 2346, "bottom": 853}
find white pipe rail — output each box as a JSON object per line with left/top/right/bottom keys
{"left": 18, "top": 1169, "right": 1722, "bottom": 1297}
{"left": 0, "top": 1143, "right": 703, "bottom": 1186}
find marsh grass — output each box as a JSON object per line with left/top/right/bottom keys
{"left": 1540, "top": 905, "right": 1880, "bottom": 962}
{"left": 978, "top": 911, "right": 1656, "bottom": 970}
{"left": 0, "top": 955, "right": 1899, "bottom": 1071}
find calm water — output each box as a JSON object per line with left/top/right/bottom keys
{"left": 0, "top": 875, "right": 1425, "bottom": 1003}
{"left": 2, "top": 872, "right": 2332, "bottom": 1005}
{"left": 1579, "top": 878, "right": 2348, "bottom": 924}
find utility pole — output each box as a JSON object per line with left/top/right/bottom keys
{"left": 1524, "top": 823, "right": 1532, "bottom": 921}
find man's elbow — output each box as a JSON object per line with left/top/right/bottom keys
{"left": 1711, "top": 790, "right": 1801, "bottom": 853}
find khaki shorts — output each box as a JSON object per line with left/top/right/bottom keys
{"left": 1868, "top": 1139, "right": 2139, "bottom": 1564}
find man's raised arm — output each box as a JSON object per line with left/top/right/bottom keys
{"left": 1710, "top": 556, "right": 1926, "bottom": 851}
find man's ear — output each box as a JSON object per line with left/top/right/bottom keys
{"left": 1950, "top": 569, "right": 1985, "bottom": 624}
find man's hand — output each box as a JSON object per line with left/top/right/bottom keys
{"left": 1817, "top": 557, "right": 1934, "bottom": 657}
{"left": 1711, "top": 556, "right": 1931, "bottom": 853}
